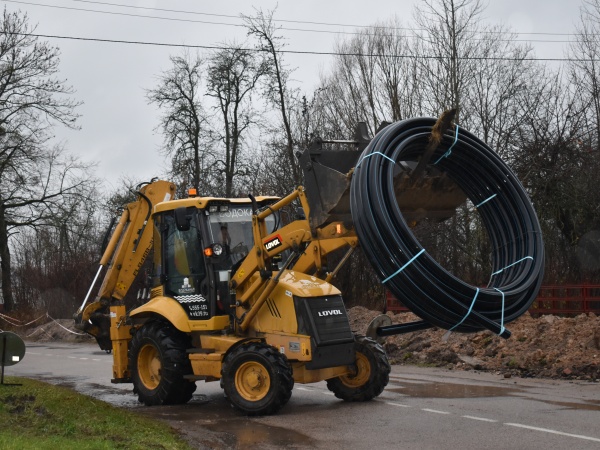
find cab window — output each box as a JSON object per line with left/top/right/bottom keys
{"left": 162, "top": 213, "right": 205, "bottom": 296}
{"left": 207, "top": 205, "right": 276, "bottom": 267}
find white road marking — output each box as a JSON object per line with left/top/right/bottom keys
{"left": 296, "top": 387, "right": 312, "bottom": 391}
{"left": 382, "top": 393, "right": 600, "bottom": 444}
{"left": 462, "top": 415, "right": 498, "bottom": 423}
{"left": 322, "top": 392, "right": 335, "bottom": 396}
{"left": 385, "top": 402, "right": 411, "bottom": 408}
{"left": 422, "top": 408, "right": 450, "bottom": 415}
{"left": 505, "top": 423, "right": 600, "bottom": 443}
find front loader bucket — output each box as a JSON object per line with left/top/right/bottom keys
{"left": 297, "top": 141, "right": 359, "bottom": 229}
{"left": 299, "top": 122, "right": 466, "bottom": 230}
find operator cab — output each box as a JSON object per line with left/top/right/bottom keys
{"left": 152, "top": 197, "right": 278, "bottom": 321}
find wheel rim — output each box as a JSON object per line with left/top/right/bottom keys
{"left": 340, "top": 352, "right": 371, "bottom": 388}
{"left": 138, "top": 343, "right": 161, "bottom": 390}
{"left": 235, "top": 360, "right": 271, "bottom": 401}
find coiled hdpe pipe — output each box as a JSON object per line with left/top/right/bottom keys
{"left": 350, "top": 118, "right": 544, "bottom": 337}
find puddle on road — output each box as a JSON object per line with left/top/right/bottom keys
{"left": 541, "top": 400, "right": 600, "bottom": 411}
{"left": 388, "top": 382, "right": 522, "bottom": 398}
{"left": 138, "top": 399, "right": 316, "bottom": 449}
{"left": 387, "top": 378, "right": 600, "bottom": 410}
{"left": 204, "top": 419, "right": 315, "bottom": 448}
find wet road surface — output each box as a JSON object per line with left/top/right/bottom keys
{"left": 7, "top": 341, "right": 600, "bottom": 449}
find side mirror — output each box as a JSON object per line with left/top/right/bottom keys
{"left": 174, "top": 207, "right": 191, "bottom": 231}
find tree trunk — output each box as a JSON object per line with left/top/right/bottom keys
{"left": 0, "top": 202, "right": 14, "bottom": 312}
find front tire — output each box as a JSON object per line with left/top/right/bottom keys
{"left": 326, "top": 335, "right": 390, "bottom": 402}
{"left": 129, "top": 321, "right": 196, "bottom": 406}
{"left": 221, "top": 342, "right": 294, "bottom": 416}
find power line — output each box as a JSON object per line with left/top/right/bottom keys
{"left": 1, "top": 0, "right": 580, "bottom": 44}
{"left": 3, "top": 0, "right": 248, "bottom": 28}
{"left": 4, "top": 31, "right": 592, "bottom": 62}
{"left": 68, "top": 0, "right": 579, "bottom": 38}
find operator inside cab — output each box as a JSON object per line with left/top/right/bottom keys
{"left": 153, "top": 201, "right": 276, "bottom": 321}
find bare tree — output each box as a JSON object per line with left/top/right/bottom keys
{"left": 206, "top": 44, "right": 265, "bottom": 197}
{"left": 512, "top": 66, "right": 600, "bottom": 281}
{"left": 413, "top": 0, "right": 485, "bottom": 120}
{"left": 462, "top": 26, "right": 539, "bottom": 154}
{"left": 317, "top": 17, "right": 422, "bottom": 137}
{"left": 147, "top": 51, "right": 214, "bottom": 195}
{"left": 568, "top": 0, "right": 600, "bottom": 150}
{"left": 244, "top": 8, "right": 301, "bottom": 190}
{"left": 11, "top": 185, "right": 101, "bottom": 316}
{"left": 0, "top": 9, "right": 92, "bottom": 312}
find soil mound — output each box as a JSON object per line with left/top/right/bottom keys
{"left": 25, "top": 318, "right": 94, "bottom": 343}
{"left": 349, "top": 306, "right": 600, "bottom": 381}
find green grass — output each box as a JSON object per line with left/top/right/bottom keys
{"left": 0, "top": 377, "right": 193, "bottom": 450}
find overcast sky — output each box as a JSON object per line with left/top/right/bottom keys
{"left": 0, "top": 0, "right": 583, "bottom": 191}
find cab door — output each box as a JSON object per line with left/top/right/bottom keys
{"left": 155, "top": 210, "right": 214, "bottom": 320}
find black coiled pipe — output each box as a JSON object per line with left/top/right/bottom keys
{"left": 350, "top": 118, "right": 544, "bottom": 336}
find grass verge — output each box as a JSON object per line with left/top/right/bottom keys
{"left": 0, "top": 377, "right": 193, "bottom": 450}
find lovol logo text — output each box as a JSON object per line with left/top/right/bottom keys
{"left": 318, "top": 309, "right": 343, "bottom": 317}
{"left": 264, "top": 235, "right": 283, "bottom": 252}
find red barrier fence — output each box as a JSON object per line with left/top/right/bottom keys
{"left": 386, "top": 290, "right": 409, "bottom": 313}
{"left": 530, "top": 285, "right": 600, "bottom": 316}
{"left": 386, "top": 285, "right": 600, "bottom": 316}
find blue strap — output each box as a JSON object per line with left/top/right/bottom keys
{"left": 356, "top": 151, "right": 396, "bottom": 168}
{"left": 449, "top": 287, "right": 479, "bottom": 331}
{"left": 383, "top": 249, "right": 425, "bottom": 284}
{"left": 493, "top": 288, "right": 506, "bottom": 335}
{"left": 476, "top": 194, "right": 497, "bottom": 208}
{"left": 492, "top": 256, "right": 534, "bottom": 276}
{"left": 434, "top": 124, "right": 460, "bottom": 165}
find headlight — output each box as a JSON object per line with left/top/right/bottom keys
{"left": 212, "top": 243, "right": 224, "bottom": 256}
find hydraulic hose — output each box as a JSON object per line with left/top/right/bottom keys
{"left": 350, "top": 117, "right": 544, "bottom": 336}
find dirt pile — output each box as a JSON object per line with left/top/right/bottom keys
{"left": 24, "top": 318, "right": 94, "bottom": 343}
{"left": 349, "top": 306, "right": 600, "bottom": 381}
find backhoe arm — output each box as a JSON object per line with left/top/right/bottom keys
{"left": 74, "top": 180, "right": 176, "bottom": 350}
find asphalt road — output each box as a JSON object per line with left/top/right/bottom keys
{"left": 6, "top": 341, "right": 600, "bottom": 449}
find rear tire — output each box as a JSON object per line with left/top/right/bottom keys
{"left": 326, "top": 335, "right": 390, "bottom": 401}
{"left": 129, "top": 321, "right": 196, "bottom": 406}
{"left": 221, "top": 342, "right": 294, "bottom": 416}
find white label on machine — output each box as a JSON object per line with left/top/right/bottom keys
{"left": 163, "top": 193, "right": 172, "bottom": 202}
{"left": 12, "top": 356, "right": 20, "bottom": 362}
{"left": 110, "top": 312, "right": 117, "bottom": 318}
{"left": 218, "top": 271, "right": 230, "bottom": 282}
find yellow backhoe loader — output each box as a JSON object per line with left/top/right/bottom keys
{"left": 74, "top": 118, "right": 543, "bottom": 415}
